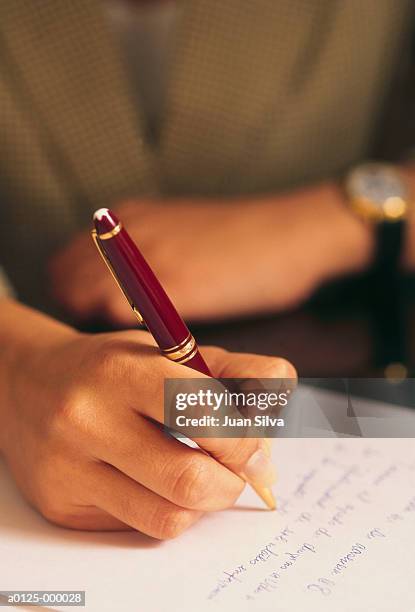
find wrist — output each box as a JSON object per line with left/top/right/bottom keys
{"left": 0, "top": 299, "right": 77, "bottom": 453}
{"left": 316, "top": 182, "right": 376, "bottom": 281}
{"left": 280, "top": 183, "right": 376, "bottom": 286}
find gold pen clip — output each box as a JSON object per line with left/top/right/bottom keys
{"left": 91, "top": 229, "right": 145, "bottom": 326}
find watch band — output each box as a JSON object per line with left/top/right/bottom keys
{"left": 371, "top": 219, "right": 406, "bottom": 370}
{"left": 371, "top": 286, "right": 406, "bottom": 371}
{"left": 343, "top": 162, "right": 410, "bottom": 372}
{"left": 373, "top": 219, "right": 404, "bottom": 275}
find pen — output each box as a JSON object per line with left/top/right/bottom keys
{"left": 91, "top": 208, "right": 276, "bottom": 510}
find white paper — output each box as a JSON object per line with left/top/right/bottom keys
{"left": 1, "top": 388, "right": 415, "bottom": 612}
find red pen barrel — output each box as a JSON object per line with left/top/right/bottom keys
{"left": 93, "top": 210, "right": 211, "bottom": 376}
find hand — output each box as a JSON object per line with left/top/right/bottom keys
{"left": 0, "top": 300, "right": 295, "bottom": 538}
{"left": 49, "top": 187, "right": 374, "bottom": 324}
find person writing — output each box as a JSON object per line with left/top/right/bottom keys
{"left": 0, "top": 1, "right": 414, "bottom": 535}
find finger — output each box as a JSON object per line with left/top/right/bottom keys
{"left": 92, "top": 411, "right": 245, "bottom": 511}
{"left": 93, "top": 335, "right": 279, "bottom": 491}
{"left": 122, "top": 343, "right": 278, "bottom": 489}
{"left": 193, "top": 347, "right": 296, "bottom": 484}
{"left": 55, "top": 506, "right": 132, "bottom": 531}
{"left": 93, "top": 461, "right": 203, "bottom": 539}
{"left": 49, "top": 232, "right": 96, "bottom": 291}
{"left": 49, "top": 235, "right": 110, "bottom": 315}
{"left": 101, "top": 294, "right": 138, "bottom": 328}
{"left": 201, "top": 346, "right": 297, "bottom": 380}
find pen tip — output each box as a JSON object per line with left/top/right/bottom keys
{"left": 93, "top": 208, "right": 120, "bottom": 235}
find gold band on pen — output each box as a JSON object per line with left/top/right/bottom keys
{"left": 162, "top": 333, "right": 192, "bottom": 354}
{"left": 175, "top": 346, "right": 199, "bottom": 365}
{"left": 162, "top": 334, "right": 196, "bottom": 363}
{"left": 97, "top": 222, "right": 123, "bottom": 240}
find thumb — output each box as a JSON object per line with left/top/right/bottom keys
{"left": 200, "top": 345, "right": 297, "bottom": 380}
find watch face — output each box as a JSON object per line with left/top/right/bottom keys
{"left": 346, "top": 163, "right": 408, "bottom": 221}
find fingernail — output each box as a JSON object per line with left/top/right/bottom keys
{"left": 243, "top": 446, "right": 277, "bottom": 487}
{"left": 263, "top": 438, "right": 272, "bottom": 457}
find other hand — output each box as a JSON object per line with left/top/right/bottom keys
{"left": 50, "top": 187, "right": 371, "bottom": 324}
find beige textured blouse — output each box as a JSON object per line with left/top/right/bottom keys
{"left": 0, "top": 0, "right": 413, "bottom": 313}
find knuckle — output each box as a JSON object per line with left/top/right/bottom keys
{"left": 36, "top": 491, "right": 67, "bottom": 526}
{"left": 117, "top": 492, "right": 140, "bottom": 528}
{"left": 31, "top": 456, "right": 76, "bottom": 527}
{"left": 171, "top": 458, "right": 211, "bottom": 509}
{"left": 47, "top": 391, "right": 95, "bottom": 443}
{"left": 92, "top": 341, "right": 123, "bottom": 375}
{"left": 221, "top": 438, "right": 259, "bottom": 469}
{"left": 155, "top": 508, "right": 193, "bottom": 540}
{"left": 262, "top": 357, "right": 297, "bottom": 380}
{"left": 91, "top": 338, "right": 138, "bottom": 379}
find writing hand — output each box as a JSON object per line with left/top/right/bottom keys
{"left": 0, "top": 300, "right": 295, "bottom": 538}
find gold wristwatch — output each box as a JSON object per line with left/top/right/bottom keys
{"left": 344, "top": 162, "right": 411, "bottom": 274}
{"left": 345, "top": 162, "right": 410, "bottom": 223}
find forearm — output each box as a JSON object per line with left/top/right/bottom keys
{"left": 279, "top": 181, "right": 376, "bottom": 282}
{"left": 0, "top": 299, "right": 76, "bottom": 453}
{"left": 273, "top": 161, "right": 415, "bottom": 287}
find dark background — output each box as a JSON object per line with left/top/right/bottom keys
{"left": 193, "top": 273, "right": 415, "bottom": 408}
